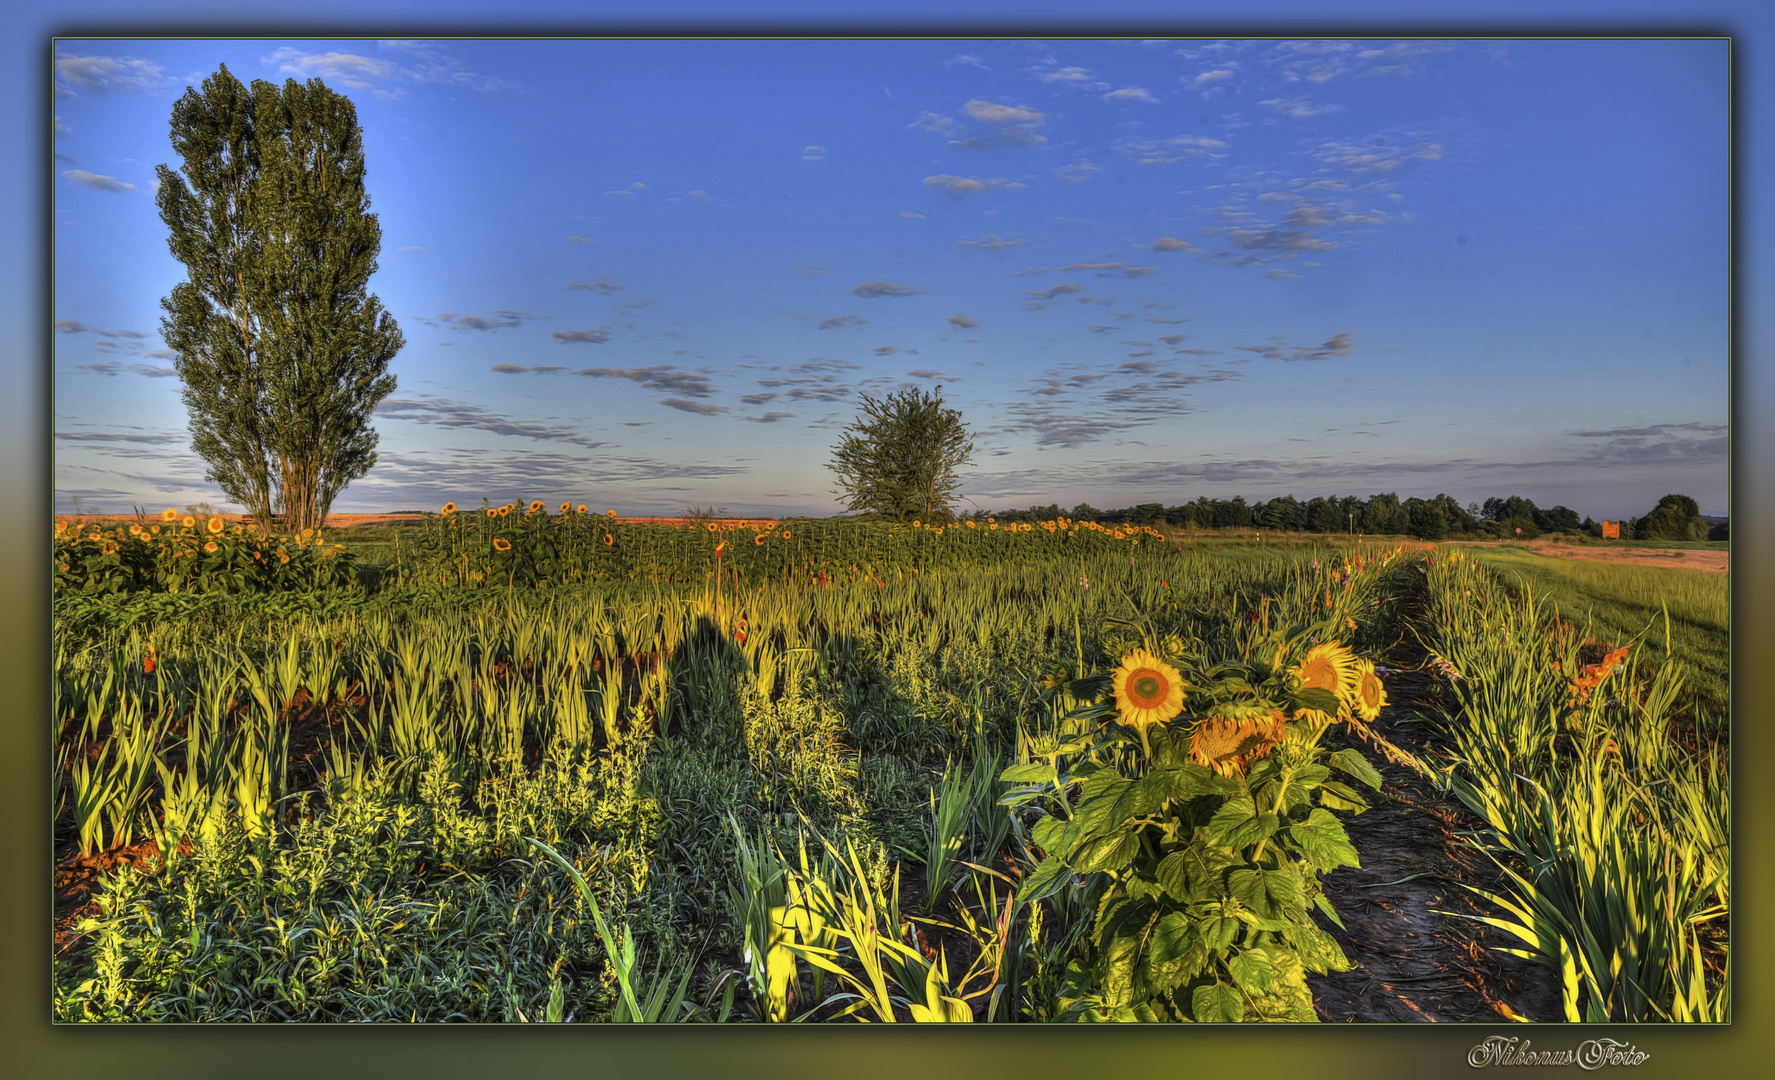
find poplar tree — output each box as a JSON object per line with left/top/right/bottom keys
{"left": 828, "top": 385, "right": 975, "bottom": 522}
{"left": 156, "top": 64, "right": 401, "bottom": 534}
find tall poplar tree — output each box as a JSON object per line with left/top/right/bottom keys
{"left": 156, "top": 64, "right": 401, "bottom": 534}
{"left": 828, "top": 385, "right": 975, "bottom": 522}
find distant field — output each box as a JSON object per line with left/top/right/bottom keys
{"left": 1461, "top": 545, "right": 1729, "bottom": 718}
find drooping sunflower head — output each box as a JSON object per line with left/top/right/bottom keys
{"left": 493, "top": 537, "right": 512, "bottom": 552}
{"left": 1111, "top": 649, "right": 1187, "bottom": 729}
{"left": 1351, "top": 658, "right": 1387, "bottom": 724}
{"left": 1188, "top": 713, "right": 1288, "bottom": 777}
{"left": 1294, "top": 641, "right": 1357, "bottom": 698}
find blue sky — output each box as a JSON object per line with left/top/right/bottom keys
{"left": 52, "top": 36, "right": 1728, "bottom": 520}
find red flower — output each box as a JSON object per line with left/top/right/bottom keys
{"left": 143, "top": 652, "right": 156, "bottom": 675}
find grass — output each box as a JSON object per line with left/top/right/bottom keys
{"left": 1458, "top": 545, "right": 1728, "bottom": 719}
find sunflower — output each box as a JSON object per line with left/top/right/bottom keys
{"left": 1111, "top": 649, "right": 1187, "bottom": 736}
{"left": 203, "top": 541, "right": 219, "bottom": 553}
{"left": 780, "top": 529, "right": 791, "bottom": 539}
{"left": 607, "top": 509, "right": 618, "bottom": 518}
{"left": 207, "top": 516, "right": 225, "bottom": 534}
{"left": 604, "top": 533, "right": 615, "bottom": 546}
{"left": 1351, "top": 658, "right": 1387, "bottom": 724}
{"left": 707, "top": 522, "right": 719, "bottom": 533}
{"left": 578, "top": 504, "right": 588, "bottom": 514}
{"left": 442, "top": 502, "right": 457, "bottom": 515}
{"left": 182, "top": 515, "right": 196, "bottom": 528}
{"left": 128, "top": 524, "right": 141, "bottom": 536}
{"left": 278, "top": 551, "right": 290, "bottom": 564}
{"left": 560, "top": 502, "right": 572, "bottom": 513}
{"left": 162, "top": 508, "right": 179, "bottom": 522}
{"left": 493, "top": 537, "right": 512, "bottom": 552}
{"left": 530, "top": 500, "right": 546, "bottom": 513}
{"left": 755, "top": 532, "right": 768, "bottom": 545}
{"left": 1294, "top": 641, "right": 1357, "bottom": 698}
{"left": 1188, "top": 713, "right": 1288, "bottom": 777}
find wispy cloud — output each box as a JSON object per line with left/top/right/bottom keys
{"left": 1151, "top": 237, "right": 1196, "bottom": 252}
{"left": 1567, "top": 422, "right": 1727, "bottom": 465}
{"left": 946, "top": 315, "right": 979, "bottom": 330}
{"left": 554, "top": 329, "right": 611, "bottom": 344}
{"left": 63, "top": 170, "right": 134, "bottom": 192}
{"left": 1236, "top": 331, "right": 1355, "bottom": 361}
{"left": 1055, "top": 160, "right": 1106, "bottom": 185}
{"left": 55, "top": 52, "right": 167, "bottom": 96}
{"left": 1260, "top": 96, "right": 1345, "bottom": 118}
{"left": 923, "top": 174, "right": 1023, "bottom": 197}
{"left": 442, "top": 310, "right": 546, "bottom": 332}
{"left": 661, "top": 399, "right": 726, "bottom": 415}
{"left": 492, "top": 363, "right": 567, "bottom": 373}
{"left": 565, "top": 234, "right": 592, "bottom": 244}
{"left": 265, "top": 43, "right": 517, "bottom": 97}
{"left": 569, "top": 277, "right": 621, "bottom": 294}
{"left": 1103, "top": 86, "right": 1157, "bottom": 103}
{"left": 55, "top": 321, "right": 147, "bottom": 338}
{"left": 818, "top": 314, "right": 868, "bottom": 329}
{"left": 745, "top": 411, "right": 796, "bottom": 423}
{"left": 851, "top": 281, "right": 930, "bottom": 298}
{"left": 946, "top": 53, "right": 990, "bottom": 70}
{"left": 1115, "top": 135, "right": 1229, "bottom": 166}
{"left": 1305, "top": 128, "right": 1445, "bottom": 174}
{"left": 802, "top": 145, "right": 827, "bottom": 161}
{"left": 375, "top": 395, "right": 606, "bottom": 448}
{"left": 1025, "top": 283, "right": 1083, "bottom": 299}
{"left": 577, "top": 365, "right": 716, "bottom": 397}
{"left": 604, "top": 181, "right": 648, "bottom": 198}
{"left": 1268, "top": 40, "right": 1452, "bottom": 84}
{"left": 1061, "top": 262, "right": 1159, "bottom": 279}
{"left": 957, "top": 234, "right": 1030, "bottom": 252}
{"left": 750, "top": 357, "right": 863, "bottom": 404}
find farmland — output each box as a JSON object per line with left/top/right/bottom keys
{"left": 50, "top": 509, "right": 1728, "bottom": 1023}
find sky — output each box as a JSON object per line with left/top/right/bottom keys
{"left": 51, "top": 36, "right": 1729, "bottom": 520}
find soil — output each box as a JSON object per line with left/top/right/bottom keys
{"left": 1305, "top": 652, "right": 1565, "bottom": 1022}
{"left": 1448, "top": 538, "right": 1727, "bottom": 575}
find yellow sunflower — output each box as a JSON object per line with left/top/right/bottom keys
{"left": 278, "top": 551, "right": 291, "bottom": 564}
{"left": 560, "top": 502, "right": 572, "bottom": 513}
{"left": 493, "top": 537, "right": 512, "bottom": 552}
{"left": 578, "top": 504, "right": 588, "bottom": 514}
{"left": 607, "top": 509, "right": 618, "bottom": 518}
{"left": 1111, "top": 649, "right": 1187, "bottom": 733}
{"left": 441, "top": 502, "right": 457, "bottom": 515}
{"left": 1351, "top": 658, "right": 1387, "bottom": 724}
{"left": 203, "top": 541, "right": 219, "bottom": 553}
{"left": 207, "top": 516, "right": 225, "bottom": 534}
{"left": 162, "top": 508, "right": 179, "bottom": 522}
{"left": 1294, "top": 641, "right": 1357, "bottom": 698}
{"left": 781, "top": 529, "right": 791, "bottom": 539}
{"left": 530, "top": 500, "right": 546, "bottom": 513}
{"left": 755, "top": 533, "right": 767, "bottom": 545}
{"left": 182, "top": 515, "right": 196, "bottom": 528}
{"left": 1188, "top": 713, "right": 1288, "bottom": 777}
{"left": 604, "top": 533, "right": 615, "bottom": 546}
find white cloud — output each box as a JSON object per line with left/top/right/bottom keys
{"left": 802, "top": 145, "right": 826, "bottom": 161}
{"left": 963, "top": 99, "right": 1045, "bottom": 124}
{"left": 1103, "top": 86, "right": 1156, "bottom": 103}
{"left": 62, "top": 170, "right": 134, "bottom": 192}
{"left": 55, "top": 53, "right": 167, "bottom": 96}
{"left": 923, "top": 174, "right": 1022, "bottom": 196}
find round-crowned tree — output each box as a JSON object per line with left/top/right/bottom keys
{"left": 828, "top": 385, "right": 975, "bottom": 522}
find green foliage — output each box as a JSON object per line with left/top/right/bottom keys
{"left": 828, "top": 385, "right": 975, "bottom": 523}
{"left": 1635, "top": 493, "right": 1708, "bottom": 541}
{"left": 1000, "top": 625, "right": 1393, "bottom": 1022}
{"left": 156, "top": 64, "right": 402, "bottom": 534}
{"left": 54, "top": 517, "right": 357, "bottom": 598}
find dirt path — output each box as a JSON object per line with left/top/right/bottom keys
{"left": 1306, "top": 653, "right": 1565, "bottom": 1022}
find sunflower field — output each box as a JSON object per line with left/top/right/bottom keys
{"left": 49, "top": 514, "right": 1726, "bottom": 1024}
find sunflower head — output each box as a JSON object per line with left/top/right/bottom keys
{"left": 203, "top": 541, "right": 218, "bottom": 553}
{"left": 493, "top": 537, "right": 512, "bottom": 552}
{"left": 1188, "top": 713, "right": 1288, "bottom": 777}
{"left": 530, "top": 500, "right": 546, "bottom": 513}
{"left": 1111, "top": 649, "right": 1187, "bottom": 730}
{"left": 162, "top": 508, "right": 179, "bottom": 522}
{"left": 607, "top": 509, "right": 617, "bottom": 518}
{"left": 1294, "top": 641, "right": 1357, "bottom": 698}
{"left": 441, "top": 502, "right": 457, "bottom": 515}
{"left": 207, "top": 516, "right": 225, "bottom": 534}
{"left": 181, "top": 515, "right": 196, "bottom": 528}
{"left": 1351, "top": 658, "right": 1387, "bottom": 724}
{"left": 560, "top": 502, "right": 572, "bottom": 513}
{"left": 604, "top": 533, "right": 614, "bottom": 546}
{"left": 755, "top": 532, "right": 767, "bottom": 545}
{"left": 578, "top": 504, "right": 588, "bottom": 514}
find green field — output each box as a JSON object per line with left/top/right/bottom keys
{"left": 1459, "top": 545, "right": 1728, "bottom": 720}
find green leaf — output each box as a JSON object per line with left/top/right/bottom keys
{"left": 1327, "top": 748, "right": 1383, "bottom": 790}
{"left": 1191, "top": 981, "right": 1244, "bottom": 1023}
{"left": 1150, "top": 912, "right": 1194, "bottom": 964}
{"left": 1311, "top": 891, "right": 1347, "bottom": 931}
{"left": 1015, "top": 854, "right": 1074, "bottom": 907}
{"left": 1070, "top": 830, "right": 1141, "bottom": 876}
{"left": 1315, "top": 780, "right": 1370, "bottom": 814}
{"left": 1030, "top": 814, "right": 1070, "bottom": 855}
{"left": 1285, "top": 808, "right": 1361, "bottom": 871}
{"left": 1199, "top": 914, "right": 1240, "bottom": 953}
{"left": 1206, "top": 797, "right": 1279, "bottom": 849}
{"left": 1291, "top": 687, "right": 1341, "bottom": 716}
{"left": 1227, "top": 947, "right": 1275, "bottom": 993}
{"left": 1001, "top": 762, "right": 1056, "bottom": 785}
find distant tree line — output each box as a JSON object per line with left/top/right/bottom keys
{"left": 969, "top": 492, "right": 1725, "bottom": 542}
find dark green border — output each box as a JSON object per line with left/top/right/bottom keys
{"left": 11, "top": 13, "right": 1768, "bottom": 1080}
